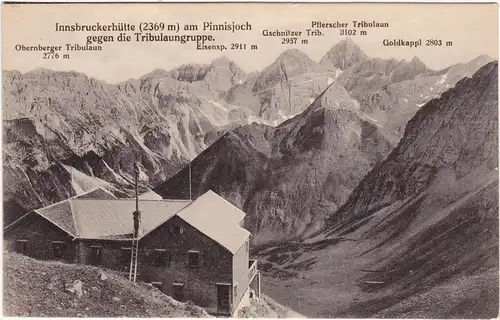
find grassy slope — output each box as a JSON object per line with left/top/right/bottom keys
{"left": 3, "top": 253, "right": 210, "bottom": 317}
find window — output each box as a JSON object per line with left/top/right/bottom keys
{"left": 91, "top": 246, "right": 101, "bottom": 256}
{"left": 173, "top": 225, "right": 184, "bottom": 235}
{"left": 16, "top": 240, "right": 28, "bottom": 255}
{"left": 172, "top": 282, "right": 185, "bottom": 301}
{"left": 246, "top": 240, "right": 250, "bottom": 255}
{"left": 233, "top": 284, "right": 238, "bottom": 299}
{"left": 154, "top": 249, "right": 170, "bottom": 267}
{"left": 52, "top": 241, "right": 66, "bottom": 259}
{"left": 188, "top": 250, "right": 200, "bottom": 267}
{"left": 90, "top": 245, "right": 102, "bottom": 265}
{"left": 120, "top": 247, "right": 131, "bottom": 268}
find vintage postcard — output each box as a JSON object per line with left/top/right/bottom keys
{"left": 1, "top": 2, "right": 498, "bottom": 318}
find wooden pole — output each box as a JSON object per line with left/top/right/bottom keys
{"left": 189, "top": 161, "right": 192, "bottom": 201}
{"left": 135, "top": 163, "right": 139, "bottom": 213}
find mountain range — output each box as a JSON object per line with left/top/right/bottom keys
{"left": 2, "top": 40, "right": 495, "bottom": 242}
{"left": 154, "top": 44, "right": 495, "bottom": 244}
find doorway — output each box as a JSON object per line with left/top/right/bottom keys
{"left": 216, "top": 283, "right": 231, "bottom": 314}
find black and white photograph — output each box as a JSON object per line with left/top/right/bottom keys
{"left": 1, "top": 2, "right": 498, "bottom": 318}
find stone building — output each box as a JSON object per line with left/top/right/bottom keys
{"left": 4, "top": 188, "right": 261, "bottom": 316}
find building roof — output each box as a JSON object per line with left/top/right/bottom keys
{"left": 9, "top": 187, "right": 250, "bottom": 254}
{"left": 36, "top": 200, "right": 78, "bottom": 236}
{"left": 24, "top": 187, "right": 188, "bottom": 240}
{"left": 74, "top": 187, "right": 117, "bottom": 200}
{"left": 176, "top": 190, "right": 250, "bottom": 254}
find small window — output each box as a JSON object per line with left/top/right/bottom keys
{"left": 90, "top": 246, "right": 102, "bottom": 266}
{"left": 188, "top": 250, "right": 200, "bottom": 267}
{"left": 154, "top": 249, "right": 171, "bottom": 267}
{"left": 52, "top": 241, "right": 66, "bottom": 259}
{"left": 233, "top": 284, "right": 238, "bottom": 299}
{"left": 16, "top": 240, "right": 28, "bottom": 255}
{"left": 173, "top": 225, "right": 184, "bottom": 235}
{"left": 91, "top": 246, "right": 101, "bottom": 256}
{"left": 246, "top": 240, "right": 250, "bottom": 255}
{"left": 173, "top": 282, "right": 185, "bottom": 301}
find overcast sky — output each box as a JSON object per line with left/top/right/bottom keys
{"left": 2, "top": 3, "right": 498, "bottom": 83}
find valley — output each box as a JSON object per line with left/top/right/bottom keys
{"left": 254, "top": 62, "right": 499, "bottom": 318}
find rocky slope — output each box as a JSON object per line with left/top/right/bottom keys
{"left": 225, "top": 49, "right": 338, "bottom": 124}
{"left": 4, "top": 253, "right": 210, "bottom": 317}
{"left": 254, "top": 61, "right": 498, "bottom": 318}
{"left": 155, "top": 80, "right": 393, "bottom": 244}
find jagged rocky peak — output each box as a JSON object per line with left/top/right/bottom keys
{"left": 206, "top": 55, "right": 247, "bottom": 88}
{"left": 397, "top": 55, "right": 432, "bottom": 76}
{"left": 277, "top": 48, "right": 314, "bottom": 63}
{"left": 320, "top": 38, "right": 368, "bottom": 71}
{"left": 253, "top": 49, "right": 326, "bottom": 91}
{"left": 168, "top": 56, "right": 247, "bottom": 92}
{"left": 169, "top": 63, "right": 210, "bottom": 83}
{"left": 410, "top": 56, "right": 423, "bottom": 65}
{"left": 2, "top": 68, "right": 112, "bottom": 120}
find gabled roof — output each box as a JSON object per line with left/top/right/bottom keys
{"left": 176, "top": 190, "right": 250, "bottom": 254}
{"left": 36, "top": 200, "right": 77, "bottom": 236}
{"left": 34, "top": 187, "right": 119, "bottom": 236}
{"left": 73, "top": 187, "right": 117, "bottom": 200}
{"left": 5, "top": 187, "right": 118, "bottom": 235}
